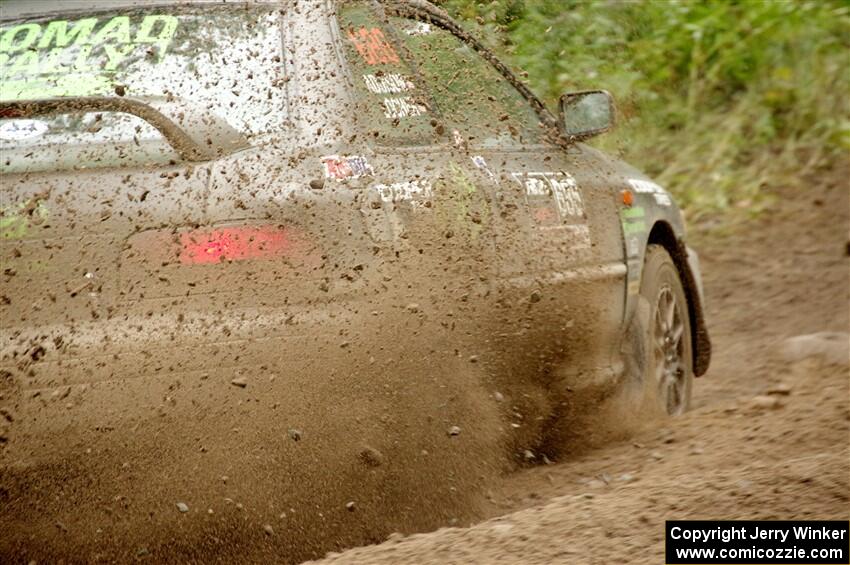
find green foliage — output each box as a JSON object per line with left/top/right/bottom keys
{"left": 437, "top": 0, "right": 850, "bottom": 219}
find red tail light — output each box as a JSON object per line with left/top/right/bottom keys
{"left": 179, "top": 226, "right": 301, "bottom": 265}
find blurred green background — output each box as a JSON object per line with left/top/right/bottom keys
{"left": 437, "top": 0, "right": 850, "bottom": 222}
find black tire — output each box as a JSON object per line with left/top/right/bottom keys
{"left": 639, "top": 244, "right": 694, "bottom": 415}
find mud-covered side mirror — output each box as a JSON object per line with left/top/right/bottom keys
{"left": 558, "top": 90, "right": 616, "bottom": 141}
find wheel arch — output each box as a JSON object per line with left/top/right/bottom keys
{"left": 646, "top": 221, "right": 712, "bottom": 376}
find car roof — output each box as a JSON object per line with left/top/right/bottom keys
{"left": 0, "top": 1, "right": 448, "bottom": 23}
{"left": 0, "top": 0, "right": 290, "bottom": 21}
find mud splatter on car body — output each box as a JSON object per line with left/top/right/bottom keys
{"left": 0, "top": 0, "right": 709, "bottom": 562}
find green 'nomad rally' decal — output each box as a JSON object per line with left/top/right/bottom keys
{"left": 620, "top": 205, "right": 647, "bottom": 235}
{"left": 0, "top": 199, "right": 49, "bottom": 239}
{"left": 0, "top": 15, "right": 179, "bottom": 100}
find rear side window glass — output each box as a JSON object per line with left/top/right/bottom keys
{"left": 0, "top": 7, "right": 286, "bottom": 139}
{"left": 337, "top": 2, "right": 438, "bottom": 146}
{"left": 391, "top": 16, "right": 545, "bottom": 149}
{"left": 0, "top": 6, "right": 286, "bottom": 173}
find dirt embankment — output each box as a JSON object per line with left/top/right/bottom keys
{"left": 308, "top": 164, "right": 850, "bottom": 564}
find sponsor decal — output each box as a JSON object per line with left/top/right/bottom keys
{"left": 381, "top": 95, "right": 426, "bottom": 119}
{"left": 360, "top": 73, "right": 425, "bottom": 121}
{"left": 624, "top": 231, "right": 643, "bottom": 294}
{"left": 362, "top": 72, "right": 415, "bottom": 94}
{"left": 620, "top": 205, "right": 647, "bottom": 235}
{"left": 627, "top": 235, "right": 640, "bottom": 258}
{"left": 653, "top": 192, "right": 672, "bottom": 207}
{"left": 403, "top": 22, "right": 432, "bottom": 36}
{"left": 347, "top": 27, "right": 399, "bottom": 65}
{"left": 622, "top": 207, "right": 645, "bottom": 293}
{"left": 452, "top": 129, "right": 465, "bottom": 148}
{"left": 0, "top": 15, "right": 178, "bottom": 100}
{"left": 438, "top": 162, "right": 491, "bottom": 241}
{"left": 374, "top": 179, "right": 433, "bottom": 209}
{"left": 511, "top": 172, "right": 585, "bottom": 228}
{"left": 627, "top": 179, "right": 662, "bottom": 193}
{"left": 0, "top": 195, "right": 49, "bottom": 239}
{"left": 322, "top": 155, "right": 373, "bottom": 181}
{"left": 0, "top": 119, "right": 48, "bottom": 141}
{"left": 627, "top": 263, "right": 641, "bottom": 294}
{"left": 470, "top": 155, "right": 495, "bottom": 179}
{"left": 627, "top": 178, "right": 672, "bottom": 207}
{"left": 559, "top": 223, "right": 592, "bottom": 251}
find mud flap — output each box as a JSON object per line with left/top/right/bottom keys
{"left": 683, "top": 245, "right": 712, "bottom": 376}
{"left": 619, "top": 293, "right": 655, "bottom": 413}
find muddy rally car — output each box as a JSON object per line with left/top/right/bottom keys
{"left": 0, "top": 0, "right": 710, "bottom": 561}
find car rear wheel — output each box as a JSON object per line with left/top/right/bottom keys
{"left": 640, "top": 244, "right": 694, "bottom": 415}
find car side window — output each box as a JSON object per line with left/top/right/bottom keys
{"left": 391, "top": 17, "right": 546, "bottom": 149}
{"left": 337, "top": 2, "right": 439, "bottom": 146}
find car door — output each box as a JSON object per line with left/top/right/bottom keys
{"left": 388, "top": 16, "right": 624, "bottom": 276}
{"left": 387, "top": 9, "right": 628, "bottom": 383}
{"left": 335, "top": 1, "right": 502, "bottom": 288}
